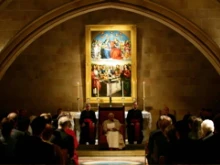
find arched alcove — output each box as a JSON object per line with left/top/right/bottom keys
{"left": 0, "top": 0, "right": 219, "bottom": 80}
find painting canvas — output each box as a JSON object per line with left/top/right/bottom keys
{"left": 85, "top": 25, "right": 137, "bottom": 104}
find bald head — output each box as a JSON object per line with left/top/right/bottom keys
{"left": 7, "top": 112, "right": 18, "bottom": 121}
{"left": 108, "top": 112, "right": 114, "bottom": 121}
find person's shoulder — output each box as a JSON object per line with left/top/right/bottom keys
{"left": 114, "top": 119, "right": 120, "bottom": 122}
{"left": 65, "top": 132, "right": 74, "bottom": 141}
{"left": 150, "top": 129, "right": 162, "bottom": 137}
{"left": 12, "top": 128, "right": 25, "bottom": 135}
{"left": 53, "top": 129, "right": 62, "bottom": 136}
{"left": 103, "top": 119, "right": 108, "bottom": 123}
{"left": 42, "top": 140, "right": 55, "bottom": 152}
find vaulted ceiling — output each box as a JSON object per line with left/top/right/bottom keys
{"left": 0, "top": 0, "right": 12, "bottom": 10}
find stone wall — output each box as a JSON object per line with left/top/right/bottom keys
{"left": 151, "top": 0, "right": 220, "bottom": 46}
{"left": 0, "top": 0, "right": 72, "bottom": 50}
{"left": 0, "top": 9, "right": 220, "bottom": 130}
{"left": 0, "top": 0, "right": 219, "bottom": 51}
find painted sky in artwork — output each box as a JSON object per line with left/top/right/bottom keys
{"left": 91, "top": 31, "right": 131, "bottom": 61}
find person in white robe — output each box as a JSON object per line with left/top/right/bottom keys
{"left": 102, "top": 113, "right": 125, "bottom": 149}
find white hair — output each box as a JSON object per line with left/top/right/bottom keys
{"left": 7, "top": 112, "right": 18, "bottom": 121}
{"left": 7, "top": 112, "right": 18, "bottom": 119}
{"left": 201, "top": 119, "right": 214, "bottom": 135}
{"left": 58, "top": 116, "right": 70, "bottom": 129}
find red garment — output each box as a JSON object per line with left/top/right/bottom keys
{"left": 110, "top": 41, "right": 122, "bottom": 59}
{"left": 131, "top": 119, "right": 140, "bottom": 141}
{"left": 91, "top": 71, "right": 101, "bottom": 89}
{"left": 84, "top": 118, "right": 95, "bottom": 140}
{"left": 65, "top": 128, "right": 79, "bottom": 165}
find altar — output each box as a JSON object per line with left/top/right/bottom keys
{"left": 99, "top": 77, "right": 121, "bottom": 97}
{"left": 73, "top": 110, "right": 152, "bottom": 144}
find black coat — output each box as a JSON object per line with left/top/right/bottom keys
{"left": 50, "top": 129, "right": 74, "bottom": 158}
{"left": 79, "top": 110, "right": 97, "bottom": 126}
{"left": 126, "top": 109, "right": 143, "bottom": 130}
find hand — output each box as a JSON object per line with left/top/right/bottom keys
{"left": 82, "top": 123, "right": 85, "bottom": 127}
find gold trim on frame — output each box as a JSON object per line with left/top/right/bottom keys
{"left": 85, "top": 25, "right": 137, "bottom": 104}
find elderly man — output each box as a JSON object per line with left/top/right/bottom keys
{"left": 126, "top": 102, "right": 143, "bottom": 144}
{"left": 103, "top": 113, "right": 125, "bottom": 150}
{"left": 50, "top": 116, "right": 74, "bottom": 165}
{"left": 79, "top": 103, "right": 97, "bottom": 145}
{"left": 200, "top": 119, "right": 215, "bottom": 164}
{"left": 147, "top": 115, "right": 172, "bottom": 164}
{"left": 7, "top": 112, "right": 25, "bottom": 141}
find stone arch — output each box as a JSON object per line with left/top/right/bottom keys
{"left": 0, "top": 0, "right": 12, "bottom": 10}
{"left": 0, "top": 0, "right": 220, "bottom": 79}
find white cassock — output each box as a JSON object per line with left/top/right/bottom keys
{"left": 103, "top": 119, "right": 125, "bottom": 149}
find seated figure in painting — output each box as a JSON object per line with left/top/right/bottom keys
{"left": 102, "top": 112, "right": 125, "bottom": 150}
{"left": 79, "top": 103, "right": 97, "bottom": 145}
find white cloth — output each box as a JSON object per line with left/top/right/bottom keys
{"left": 106, "top": 131, "right": 119, "bottom": 148}
{"left": 107, "top": 123, "right": 115, "bottom": 129}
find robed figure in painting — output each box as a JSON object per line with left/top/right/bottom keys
{"left": 110, "top": 39, "right": 122, "bottom": 60}
{"left": 126, "top": 102, "right": 143, "bottom": 144}
{"left": 91, "top": 64, "right": 101, "bottom": 97}
{"left": 120, "top": 64, "right": 131, "bottom": 96}
{"left": 79, "top": 104, "right": 97, "bottom": 145}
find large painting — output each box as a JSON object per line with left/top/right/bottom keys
{"left": 85, "top": 25, "right": 137, "bottom": 104}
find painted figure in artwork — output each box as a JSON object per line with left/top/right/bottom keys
{"left": 120, "top": 64, "right": 131, "bottom": 96}
{"left": 110, "top": 39, "right": 122, "bottom": 60}
{"left": 91, "top": 64, "right": 101, "bottom": 97}
{"left": 101, "top": 39, "right": 111, "bottom": 59}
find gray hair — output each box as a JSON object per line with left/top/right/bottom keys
{"left": 58, "top": 116, "right": 71, "bottom": 129}
{"left": 201, "top": 119, "right": 214, "bottom": 136}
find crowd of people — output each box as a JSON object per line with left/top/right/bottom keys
{"left": 147, "top": 108, "right": 220, "bottom": 165}
{"left": 0, "top": 109, "right": 78, "bottom": 165}
{"left": 0, "top": 103, "right": 220, "bottom": 165}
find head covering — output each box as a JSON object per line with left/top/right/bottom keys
{"left": 58, "top": 116, "right": 70, "bottom": 129}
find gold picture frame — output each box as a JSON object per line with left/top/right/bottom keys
{"left": 85, "top": 25, "right": 137, "bottom": 104}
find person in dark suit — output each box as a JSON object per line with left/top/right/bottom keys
{"left": 7, "top": 112, "right": 25, "bottom": 142}
{"left": 126, "top": 102, "right": 143, "bottom": 144}
{"left": 0, "top": 117, "right": 17, "bottom": 164}
{"left": 50, "top": 116, "right": 74, "bottom": 164}
{"left": 200, "top": 116, "right": 220, "bottom": 164}
{"left": 79, "top": 103, "right": 97, "bottom": 144}
{"left": 147, "top": 115, "right": 172, "bottom": 164}
{"left": 52, "top": 108, "right": 63, "bottom": 131}
{"left": 16, "top": 116, "right": 57, "bottom": 164}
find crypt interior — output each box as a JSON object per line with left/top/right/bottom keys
{"left": 0, "top": 0, "right": 220, "bottom": 164}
